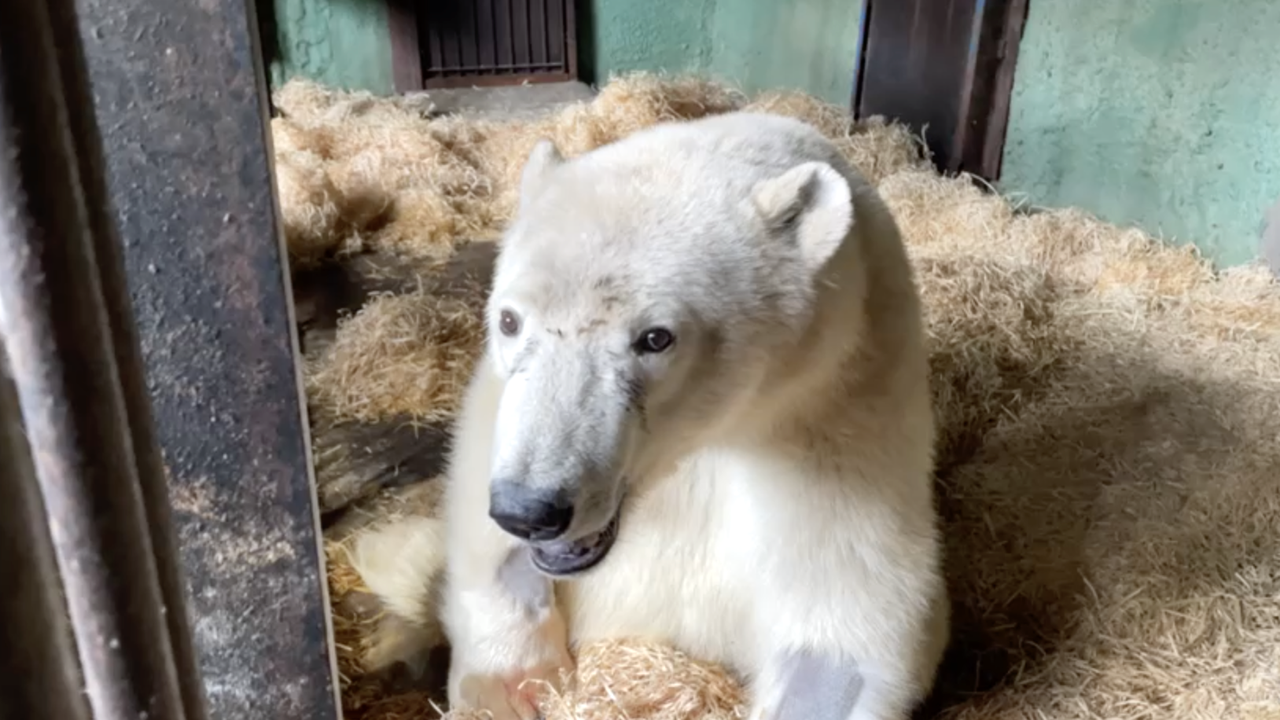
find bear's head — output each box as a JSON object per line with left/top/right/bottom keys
{"left": 482, "top": 127, "right": 857, "bottom": 577}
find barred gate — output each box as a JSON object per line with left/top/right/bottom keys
{"left": 418, "top": 0, "right": 577, "bottom": 88}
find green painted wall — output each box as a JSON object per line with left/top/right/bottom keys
{"left": 265, "top": 0, "right": 862, "bottom": 106}
{"left": 588, "top": 0, "right": 866, "bottom": 107}
{"left": 586, "top": 1, "right": 717, "bottom": 80}
{"left": 708, "top": 0, "right": 866, "bottom": 105}
{"left": 1000, "top": 0, "right": 1280, "bottom": 268}
{"left": 267, "top": 0, "right": 394, "bottom": 95}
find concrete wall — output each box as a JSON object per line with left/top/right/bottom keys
{"left": 1000, "top": 0, "right": 1280, "bottom": 268}
{"left": 588, "top": 0, "right": 866, "bottom": 106}
{"left": 267, "top": 0, "right": 394, "bottom": 95}
{"left": 264, "top": 0, "right": 864, "bottom": 105}
{"left": 264, "top": 0, "right": 1280, "bottom": 268}
{"left": 585, "top": 0, "right": 717, "bottom": 82}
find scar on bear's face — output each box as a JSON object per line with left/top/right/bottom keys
{"left": 591, "top": 274, "right": 619, "bottom": 292}
{"left": 590, "top": 275, "right": 625, "bottom": 311}
{"left": 573, "top": 297, "right": 628, "bottom": 336}
{"left": 575, "top": 318, "right": 608, "bottom": 335}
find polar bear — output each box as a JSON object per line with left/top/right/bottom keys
{"left": 375, "top": 111, "right": 950, "bottom": 720}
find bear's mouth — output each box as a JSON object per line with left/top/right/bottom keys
{"left": 529, "top": 508, "right": 621, "bottom": 577}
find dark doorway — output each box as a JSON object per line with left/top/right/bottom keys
{"left": 407, "top": 0, "right": 579, "bottom": 89}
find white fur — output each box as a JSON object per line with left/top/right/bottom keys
{"left": 377, "top": 111, "right": 949, "bottom": 720}
{"left": 347, "top": 517, "right": 448, "bottom": 673}
{"left": 349, "top": 516, "right": 447, "bottom": 627}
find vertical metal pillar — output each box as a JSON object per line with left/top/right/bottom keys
{"left": 66, "top": 0, "right": 343, "bottom": 716}
{"left": 0, "top": 375, "right": 93, "bottom": 720}
{"left": 0, "top": 0, "right": 208, "bottom": 718}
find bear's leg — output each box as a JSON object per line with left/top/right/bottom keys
{"left": 441, "top": 524, "right": 574, "bottom": 720}
{"left": 742, "top": 487, "right": 937, "bottom": 720}
{"left": 749, "top": 650, "right": 863, "bottom": 720}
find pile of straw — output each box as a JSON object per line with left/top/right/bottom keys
{"left": 282, "top": 74, "right": 1280, "bottom": 720}
{"left": 271, "top": 74, "right": 926, "bottom": 267}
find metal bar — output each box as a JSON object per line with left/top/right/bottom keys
{"left": 0, "top": 368, "right": 93, "bottom": 720}
{"left": 501, "top": 0, "right": 518, "bottom": 76}
{"left": 513, "top": 0, "right": 531, "bottom": 70}
{"left": 530, "top": 0, "right": 548, "bottom": 66}
{"left": 425, "top": 61, "right": 567, "bottom": 73}
{"left": 477, "top": 0, "right": 497, "bottom": 72}
{"left": 855, "top": 0, "right": 983, "bottom": 173}
{"left": 443, "top": 4, "right": 466, "bottom": 76}
{"left": 853, "top": 0, "right": 1028, "bottom": 181}
{"left": 42, "top": 1, "right": 212, "bottom": 716}
{"left": 0, "top": 0, "right": 196, "bottom": 718}
{"left": 388, "top": 0, "right": 425, "bottom": 93}
{"left": 491, "top": 0, "right": 506, "bottom": 75}
{"left": 547, "top": 0, "right": 564, "bottom": 65}
{"left": 427, "top": 10, "right": 446, "bottom": 78}
{"left": 423, "top": 71, "right": 575, "bottom": 89}
{"left": 67, "top": 0, "right": 343, "bottom": 716}
{"left": 460, "top": 1, "right": 480, "bottom": 76}
{"left": 850, "top": 0, "right": 874, "bottom": 112}
{"left": 962, "top": 0, "right": 1030, "bottom": 181}
{"left": 565, "top": 0, "right": 579, "bottom": 80}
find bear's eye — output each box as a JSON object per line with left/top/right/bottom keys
{"left": 634, "top": 327, "right": 675, "bottom": 354}
{"left": 498, "top": 309, "right": 522, "bottom": 337}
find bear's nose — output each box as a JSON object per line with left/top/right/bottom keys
{"left": 488, "top": 481, "right": 575, "bottom": 541}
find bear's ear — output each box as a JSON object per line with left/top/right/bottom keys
{"left": 519, "top": 138, "right": 564, "bottom": 210}
{"left": 751, "top": 161, "right": 853, "bottom": 270}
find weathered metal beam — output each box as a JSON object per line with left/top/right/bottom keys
{"left": 0, "top": 0, "right": 207, "bottom": 717}
{"left": 954, "top": 0, "right": 1030, "bottom": 181}
{"left": 0, "top": 373, "right": 93, "bottom": 720}
{"left": 66, "top": 0, "right": 343, "bottom": 716}
{"left": 389, "top": 0, "right": 426, "bottom": 93}
{"left": 854, "top": 0, "right": 1030, "bottom": 181}
{"left": 43, "top": 0, "right": 215, "bottom": 714}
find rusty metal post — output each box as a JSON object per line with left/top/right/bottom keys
{"left": 0, "top": 372, "right": 93, "bottom": 720}
{"left": 66, "top": 0, "right": 343, "bottom": 716}
{"left": 41, "top": 1, "right": 213, "bottom": 715}
{"left": 0, "top": 0, "right": 207, "bottom": 718}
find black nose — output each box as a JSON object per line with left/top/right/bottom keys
{"left": 488, "top": 482, "right": 574, "bottom": 541}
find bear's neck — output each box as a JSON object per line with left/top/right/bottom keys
{"left": 741, "top": 220, "right": 927, "bottom": 453}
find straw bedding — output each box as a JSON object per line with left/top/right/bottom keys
{"left": 275, "top": 73, "right": 1280, "bottom": 720}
